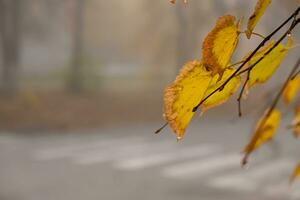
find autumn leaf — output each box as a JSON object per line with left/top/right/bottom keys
{"left": 243, "top": 109, "right": 281, "bottom": 164}
{"left": 201, "top": 67, "right": 241, "bottom": 111}
{"left": 290, "top": 163, "right": 300, "bottom": 183}
{"left": 164, "top": 60, "right": 212, "bottom": 139}
{"left": 291, "top": 106, "right": 300, "bottom": 138}
{"left": 202, "top": 15, "right": 239, "bottom": 76}
{"left": 246, "top": 0, "right": 272, "bottom": 39}
{"left": 245, "top": 37, "right": 293, "bottom": 88}
{"left": 283, "top": 76, "right": 300, "bottom": 105}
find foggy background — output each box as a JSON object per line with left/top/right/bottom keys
{"left": 0, "top": 0, "right": 300, "bottom": 200}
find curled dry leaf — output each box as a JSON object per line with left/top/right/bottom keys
{"left": 202, "top": 15, "right": 239, "bottom": 76}
{"left": 291, "top": 106, "right": 300, "bottom": 138}
{"left": 283, "top": 75, "right": 300, "bottom": 105}
{"left": 243, "top": 109, "right": 281, "bottom": 164}
{"left": 246, "top": 0, "right": 272, "bottom": 39}
{"left": 290, "top": 163, "right": 300, "bottom": 183}
{"left": 164, "top": 60, "right": 212, "bottom": 139}
{"left": 245, "top": 37, "right": 293, "bottom": 88}
{"left": 201, "top": 67, "right": 241, "bottom": 112}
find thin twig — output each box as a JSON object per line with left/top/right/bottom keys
{"left": 242, "top": 57, "right": 300, "bottom": 166}
{"left": 237, "top": 70, "right": 250, "bottom": 117}
{"left": 227, "top": 60, "right": 246, "bottom": 68}
{"left": 237, "top": 18, "right": 300, "bottom": 76}
{"left": 269, "top": 58, "right": 300, "bottom": 112}
{"left": 240, "top": 31, "right": 266, "bottom": 39}
{"left": 251, "top": 32, "right": 266, "bottom": 39}
{"left": 155, "top": 122, "right": 168, "bottom": 134}
{"left": 292, "top": 69, "right": 300, "bottom": 80}
{"left": 192, "top": 7, "right": 300, "bottom": 113}
{"left": 291, "top": 61, "right": 300, "bottom": 79}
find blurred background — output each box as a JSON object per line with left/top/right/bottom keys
{"left": 0, "top": 0, "right": 300, "bottom": 200}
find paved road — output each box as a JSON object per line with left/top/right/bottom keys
{"left": 0, "top": 116, "right": 299, "bottom": 200}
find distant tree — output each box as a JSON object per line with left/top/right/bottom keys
{"left": 68, "top": 0, "right": 85, "bottom": 93}
{"left": 175, "top": 5, "right": 189, "bottom": 70}
{"left": 0, "top": 0, "right": 22, "bottom": 96}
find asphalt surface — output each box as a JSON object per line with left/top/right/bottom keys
{"left": 0, "top": 116, "right": 300, "bottom": 200}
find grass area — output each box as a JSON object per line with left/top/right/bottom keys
{"left": 0, "top": 89, "right": 163, "bottom": 132}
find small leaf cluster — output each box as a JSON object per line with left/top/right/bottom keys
{"left": 159, "top": 0, "right": 300, "bottom": 182}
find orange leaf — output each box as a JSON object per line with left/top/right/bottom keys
{"left": 202, "top": 15, "right": 239, "bottom": 76}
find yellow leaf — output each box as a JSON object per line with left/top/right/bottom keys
{"left": 201, "top": 67, "right": 241, "bottom": 111}
{"left": 245, "top": 38, "right": 293, "bottom": 88}
{"left": 243, "top": 109, "right": 281, "bottom": 162}
{"left": 202, "top": 15, "right": 239, "bottom": 76}
{"left": 290, "top": 163, "right": 300, "bottom": 183}
{"left": 164, "top": 60, "right": 212, "bottom": 139}
{"left": 283, "top": 76, "right": 300, "bottom": 105}
{"left": 291, "top": 106, "right": 300, "bottom": 138}
{"left": 246, "top": 0, "right": 272, "bottom": 39}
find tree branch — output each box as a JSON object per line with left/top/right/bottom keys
{"left": 242, "top": 57, "right": 300, "bottom": 166}
{"left": 237, "top": 70, "right": 250, "bottom": 117}
{"left": 237, "top": 18, "right": 300, "bottom": 76}
{"left": 192, "top": 6, "right": 300, "bottom": 113}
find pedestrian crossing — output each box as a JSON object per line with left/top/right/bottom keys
{"left": 114, "top": 144, "right": 219, "bottom": 170}
{"left": 162, "top": 153, "right": 241, "bottom": 179}
{"left": 33, "top": 134, "right": 300, "bottom": 199}
{"left": 74, "top": 140, "right": 176, "bottom": 165}
{"left": 208, "top": 159, "right": 294, "bottom": 192}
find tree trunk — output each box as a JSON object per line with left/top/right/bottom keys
{"left": 0, "top": 0, "right": 21, "bottom": 96}
{"left": 69, "top": 0, "right": 85, "bottom": 93}
{"left": 175, "top": 5, "right": 189, "bottom": 70}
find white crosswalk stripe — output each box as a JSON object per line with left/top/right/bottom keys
{"left": 162, "top": 153, "right": 241, "bottom": 179}
{"left": 32, "top": 135, "right": 300, "bottom": 199}
{"left": 114, "top": 144, "right": 220, "bottom": 170}
{"left": 34, "top": 136, "right": 145, "bottom": 160}
{"left": 291, "top": 181, "right": 300, "bottom": 199}
{"left": 209, "top": 159, "right": 294, "bottom": 191}
{"left": 73, "top": 140, "right": 178, "bottom": 165}
{"left": 291, "top": 190, "right": 300, "bottom": 200}
{"left": 264, "top": 178, "right": 300, "bottom": 199}
{"left": 264, "top": 181, "right": 292, "bottom": 199}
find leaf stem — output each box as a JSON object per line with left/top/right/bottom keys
{"left": 240, "top": 31, "right": 266, "bottom": 39}
{"left": 155, "top": 122, "right": 168, "bottom": 134}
